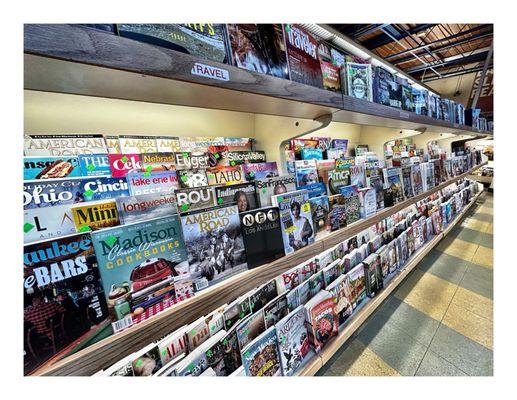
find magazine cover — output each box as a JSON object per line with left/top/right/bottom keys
{"left": 358, "top": 187, "right": 377, "bottom": 219}
{"left": 224, "top": 151, "right": 266, "bottom": 166}
{"left": 256, "top": 174, "right": 297, "bottom": 208}
{"left": 316, "top": 160, "right": 335, "bottom": 193}
{"left": 309, "top": 195, "right": 330, "bottom": 236}
{"left": 227, "top": 24, "right": 289, "bottom": 79}
{"left": 71, "top": 200, "right": 120, "bottom": 232}
{"left": 175, "top": 186, "right": 217, "bottom": 214}
{"left": 91, "top": 215, "right": 192, "bottom": 333}
{"left": 157, "top": 327, "right": 188, "bottom": 366}
{"left": 219, "top": 326, "right": 242, "bottom": 375}
{"left": 301, "top": 148, "right": 323, "bottom": 160}
{"left": 241, "top": 327, "right": 282, "bottom": 376}
{"left": 366, "top": 171, "right": 384, "bottom": 211}
{"left": 328, "top": 194, "right": 346, "bottom": 231}
{"left": 242, "top": 162, "right": 279, "bottom": 182}
{"left": 320, "top": 59, "right": 341, "bottom": 92}
{"left": 271, "top": 189, "right": 315, "bottom": 254}
{"left": 23, "top": 177, "right": 129, "bottom": 210}
{"left": 24, "top": 204, "right": 76, "bottom": 244}
{"left": 24, "top": 134, "right": 108, "bottom": 156}
{"left": 78, "top": 154, "right": 111, "bottom": 177}
{"left": 290, "top": 139, "right": 319, "bottom": 160}
{"left": 344, "top": 62, "right": 373, "bottom": 101}
{"left": 108, "top": 154, "right": 142, "bottom": 178}
{"left": 177, "top": 169, "right": 209, "bottom": 188}
{"left": 23, "top": 233, "right": 109, "bottom": 374}
{"left": 305, "top": 292, "right": 338, "bottom": 351}
{"left": 240, "top": 207, "right": 285, "bottom": 269}
{"left": 174, "top": 151, "right": 210, "bottom": 170}
{"left": 308, "top": 270, "right": 325, "bottom": 297}
{"left": 410, "top": 164, "right": 424, "bottom": 196}
{"left": 156, "top": 136, "right": 181, "bottom": 153}
{"left": 283, "top": 24, "right": 323, "bottom": 88}
{"left": 116, "top": 193, "right": 178, "bottom": 224}
{"left": 104, "top": 135, "right": 121, "bottom": 154}
{"left": 117, "top": 24, "right": 229, "bottom": 63}
{"left": 384, "top": 167, "right": 404, "bottom": 203}
{"left": 295, "top": 159, "right": 319, "bottom": 187}
{"left": 340, "top": 185, "right": 361, "bottom": 225}
{"left": 326, "top": 275, "right": 354, "bottom": 325}
{"left": 264, "top": 293, "right": 289, "bottom": 329}
{"left": 140, "top": 152, "right": 176, "bottom": 172}
{"left": 275, "top": 305, "right": 310, "bottom": 376}
{"left": 328, "top": 168, "right": 351, "bottom": 195}
{"left": 181, "top": 205, "right": 247, "bottom": 291}
{"left": 250, "top": 280, "right": 278, "bottom": 313}
{"left": 206, "top": 165, "right": 244, "bottom": 186}
{"left": 236, "top": 310, "right": 266, "bottom": 350}
{"left": 373, "top": 66, "right": 391, "bottom": 106}
{"left": 127, "top": 170, "right": 179, "bottom": 196}
{"left": 350, "top": 164, "right": 366, "bottom": 188}
{"left": 215, "top": 182, "right": 258, "bottom": 212}
{"left": 355, "top": 145, "right": 370, "bottom": 156}
{"left": 347, "top": 263, "right": 366, "bottom": 308}
{"left": 223, "top": 297, "right": 251, "bottom": 331}
{"left": 364, "top": 254, "right": 384, "bottom": 298}
{"left": 276, "top": 265, "right": 301, "bottom": 293}
{"left": 118, "top": 135, "right": 158, "bottom": 154}
{"left": 24, "top": 156, "right": 81, "bottom": 180}
{"left": 402, "top": 165, "right": 414, "bottom": 199}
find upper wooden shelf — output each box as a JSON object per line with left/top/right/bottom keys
{"left": 24, "top": 24, "right": 492, "bottom": 137}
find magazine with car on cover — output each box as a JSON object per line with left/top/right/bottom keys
{"left": 181, "top": 205, "right": 247, "bottom": 291}
{"left": 175, "top": 186, "right": 217, "bottom": 214}
{"left": 241, "top": 326, "right": 282, "bottom": 376}
{"left": 24, "top": 156, "right": 81, "bottom": 180}
{"left": 24, "top": 134, "right": 108, "bottom": 156}
{"left": 275, "top": 305, "right": 310, "bottom": 376}
{"left": 127, "top": 170, "right": 179, "bottom": 196}
{"left": 240, "top": 206, "right": 285, "bottom": 269}
{"left": 242, "top": 162, "right": 279, "bottom": 182}
{"left": 215, "top": 182, "right": 258, "bottom": 212}
{"left": 227, "top": 24, "right": 289, "bottom": 79}
{"left": 23, "top": 233, "right": 109, "bottom": 374}
{"left": 256, "top": 174, "right": 297, "bottom": 208}
{"left": 283, "top": 24, "right": 323, "bottom": 89}
{"left": 91, "top": 215, "right": 192, "bottom": 333}
{"left": 271, "top": 189, "right": 315, "bottom": 255}
{"left": 117, "top": 24, "right": 229, "bottom": 63}
{"left": 116, "top": 193, "right": 178, "bottom": 224}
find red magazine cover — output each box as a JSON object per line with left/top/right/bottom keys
{"left": 308, "top": 297, "right": 338, "bottom": 351}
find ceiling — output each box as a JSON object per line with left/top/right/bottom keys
{"left": 330, "top": 24, "right": 493, "bottom": 83}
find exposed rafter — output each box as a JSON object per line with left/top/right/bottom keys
{"left": 360, "top": 24, "right": 436, "bottom": 50}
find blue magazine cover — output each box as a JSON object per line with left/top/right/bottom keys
{"left": 23, "top": 156, "right": 81, "bottom": 180}
{"left": 24, "top": 177, "right": 130, "bottom": 209}
{"left": 78, "top": 154, "right": 111, "bottom": 177}
{"left": 91, "top": 215, "right": 192, "bottom": 333}
{"left": 241, "top": 326, "right": 281, "bottom": 376}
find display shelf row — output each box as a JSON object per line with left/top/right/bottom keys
{"left": 24, "top": 24, "right": 492, "bottom": 137}
{"left": 297, "top": 187, "right": 483, "bottom": 376}
{"left": 36, "top": 161, "right": 485, "bottom": 376}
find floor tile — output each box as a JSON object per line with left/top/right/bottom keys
{"left": 469, "top": 212, "right": 493, "bottom": 222}
{"left": 471, "top": 245, "right": 493, "bottom": 269}
{"left": 429, "top": 324, "right": 493, "bottom": 376}
{"left": 451, "top": 227, "right": 493, "bottom": 249}
{"left": 462, "top": 218, "right": 490, "bottom": 233}
{"left": 321, "top": 339, "right": 400, "bottom": 376}
{"left": 394, "top": 269, "right": 458, "bottom": 322}
{"left": 357, "top": 321, "right": 429, "bottom": 376}
{"left": 442, "top": 302, "right": 493, "bottom": 349}
{"left": 359, "top": 297, "right": 440, "bottom": 347}
{"left": 477, "top": 206, "right": 493, "bottom": 215}
{"left": 451, "top": 286, "right": 493, "bottom": 321}
{"left": 417, "top": 251, "right": 469, "bottom": 285}
{"left": 485, "top": 224, "right": 493, "bottom": 234}
{"left": 415, "top": 350, "right": 468, "bottom": 376}
{"left": 436, "top": 237, "right": 478, "bottom": 261}
{"left": 460, "top": 264, "right": 493, "bottom": 299}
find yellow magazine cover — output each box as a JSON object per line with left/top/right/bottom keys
{"left": 71, "top": 200, "right": 120, "bottom": 232}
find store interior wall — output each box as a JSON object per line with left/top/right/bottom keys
{"left": 425, "top": 70, "right": 477, "bottom": 107}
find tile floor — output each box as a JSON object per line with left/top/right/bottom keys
{"left": 318, "top": 192, "right": 493, "bottom": 376}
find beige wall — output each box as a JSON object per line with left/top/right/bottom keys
{"left": 425, "top": 71, "right": 477, "bottom": 107}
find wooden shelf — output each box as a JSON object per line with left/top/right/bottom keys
{"left": 467, "top": 174, "right": 493, "bottom": 184}
{"left": 24, "top": 24, "right": 492, "bottom": 137}
{"left": 298, "top": 188, "right": 483, "bottom": 376}
{"left": 35, "top": 162, "right": 485, "bottom": 376}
